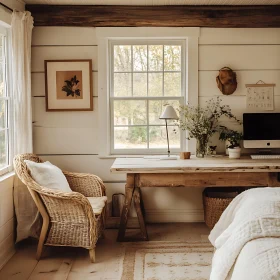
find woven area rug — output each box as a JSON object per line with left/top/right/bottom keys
{"left": 121, "top": 242, "right": 214, "bottom": 280}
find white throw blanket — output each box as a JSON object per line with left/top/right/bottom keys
{"left": 209, "top": 187, "right": 280, "bottom": 280}
{"left": 229, "top": 238, "right": 280, "bottom": 280}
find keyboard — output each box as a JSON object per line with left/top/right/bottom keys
{"left": 251, "top": 155, "right": 280, "bottom": 159}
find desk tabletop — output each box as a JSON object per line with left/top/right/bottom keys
{"left": 110, "top": 156, "right": 280, "bottom": 173}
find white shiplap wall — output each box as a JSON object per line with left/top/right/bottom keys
{"left": 31, "top": 27, "right": 280, "bottom": 223}
{"left": 199, "top": 28, "right": 280, "bottom": 153}
{"left": 0, "top": 175, "right": 15, "bottom": 270}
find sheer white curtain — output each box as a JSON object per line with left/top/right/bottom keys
{"left": 11, "top": 11, "right": 38, "bottom": 242}
{"left": 11, "top": 11, "right": 33, "bottom": 154}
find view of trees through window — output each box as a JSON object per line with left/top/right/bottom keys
{"left": 111, "top": 41, "right": 184, "bottom": 151}
{"left": 0, "top": 34, "right": 8, "bottom": 168}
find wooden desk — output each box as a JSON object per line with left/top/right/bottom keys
{"left": 110, "top": 156, "right": 280, "bottom": 241}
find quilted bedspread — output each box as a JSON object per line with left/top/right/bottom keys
{"left": 209, "top": 187, "right": 280, "bottom": 280}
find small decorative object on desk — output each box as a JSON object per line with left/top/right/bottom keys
{"left": 219, "top": 128, "right": 243, "bottom": 159}
{"left": 176, "top": 97, "right": 241, "bottom": 158}
{"left": 180, "top": 152, "right": 191, "bottom": 159}
{"left": 209, "top": 146, "right": 217, "bottom": 155}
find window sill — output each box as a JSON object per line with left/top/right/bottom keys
{"left": 99, "top": 153, "right": 180, "bottom": 159}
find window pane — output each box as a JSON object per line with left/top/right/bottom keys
{"left": 149, "top": 126, "right": 180, "bottom": 149}
{"left": 0, "top": 130, "right": 7, "bottom": 168}
{"left": 111, "top": 41, "right": 183, "bottom": 152}
{"left": 114, "top": 73, "right": 131, "bottom": 97}
{"left": 133, "top": 73, "right": 147, "bottom": 96}
{"left": 114, "top": 100, "right": 147, "bottom": 125}
{"left": 0, "top": 100, "right": 6, "bottom": 128}
{"left": 133, "top": 45, "right": 147, "bottom": 71}
{"left": 164, "top": 45, "right": 181, "bottom": 71}
{"left": 149, "top": 99, "right": 180, "bottom": 125}
{"left": 148, "top": 45, "right": 163, "bottom": 71}
{"left": 114, "top": 45, "right": 131, "bottom": 72}
{"left": 148, "top": 73, "right": 163, "bottom": 96}
{"left": 114, "top": 126, "right": 147, "bottom": 149}
{"left": 164, "top": 72, "right": 181, "bottom": 96}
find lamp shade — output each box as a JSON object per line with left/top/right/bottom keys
{"left": 159, "top": 105, "right": 179, "bottom": 120}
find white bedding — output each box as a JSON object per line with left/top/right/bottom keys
{"left": 229, "top": 238, "right": 280, "bottom": 280}
{"left": 209, "top": 187, "right": 280, "bottom": 280}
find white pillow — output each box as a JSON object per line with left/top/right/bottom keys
{"left": 24, "top": 160, "right": 72, "bottom": 193}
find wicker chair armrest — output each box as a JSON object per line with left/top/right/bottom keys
{"left": 38, "top": 188, "right": 95, "bottom": 220}
{"left": 37, "top": 188, "right": 99, "bottom": 245}
{"left": 63, "top": 171, "right": 106, "bottom": 197}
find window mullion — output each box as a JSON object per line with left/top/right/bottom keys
{"left": 5, "top": 128, "right": 9, "bottom": 167}
{"left": 147, "top": 45, "right": 149, "bottom": 97}
{"left": 131, "top": 45, "right": 133, "bottom": 97}
{"left": 162, "top": 45, "right": 165, "bottom": 97}
{"left": 147, "top": 100, "right": 149, "bottom": 149}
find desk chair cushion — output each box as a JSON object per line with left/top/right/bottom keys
{"left": 25, "top": 160, "right": 72, "bottom": 193}
{"left": 87, "top": 196, "right": 108, "bottom": 215}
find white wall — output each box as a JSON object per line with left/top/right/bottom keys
{"left": 31, "top": 27, "right": 280, "bottom": 223}
{"left": 199, "top": 28, "right": 280, "bottom": 154}
{"left": 0, "top": 175, "right": 15, "bottom": 270}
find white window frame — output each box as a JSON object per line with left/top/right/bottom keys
{"left": 0, "top": 25, "right": 12, "bottom": 175}
{"left": 110, "top": 39, "right": 185, "bottom": 155}
{"left": 96, "top": 27, "right": 199, "bottom": 157}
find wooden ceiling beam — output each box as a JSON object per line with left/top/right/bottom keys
{"left": 26, "top": 5, "right": 280, "bottom": 28}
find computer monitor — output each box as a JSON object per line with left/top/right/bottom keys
{"left": 243, "top": 113, "right": 280, "bottom": 149}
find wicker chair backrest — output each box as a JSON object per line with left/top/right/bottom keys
{"left": 13, "top": 153, "right": 44, "bottom": 192}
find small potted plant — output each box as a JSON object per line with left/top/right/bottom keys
{"left": 219, "top": 128, "right": 243, "bottom": 159}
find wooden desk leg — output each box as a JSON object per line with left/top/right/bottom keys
{"left": 134, "top": 187, "right": 149, "bottom": 241}
{"left": 117, "top": 174, "right": 135, "bottom": 242}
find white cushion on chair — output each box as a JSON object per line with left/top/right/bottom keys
{"left": 87, "top": 196, "right": 107, "bottom": 215}
{"left": 24, "top": 160, "right": 72, "bottom": 193}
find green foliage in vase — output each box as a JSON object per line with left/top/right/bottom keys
{"left": 176, "top": 97, "right": 241, "bottom": 142}
{"left": 219, "top": 128, "right": 243, "bottom": 149}
{"left": 62, "top": 75, "right": 81, "bottom": 97}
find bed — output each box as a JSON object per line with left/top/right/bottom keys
{"left": 209, "top": 187, "right": 280, "bottom": 280}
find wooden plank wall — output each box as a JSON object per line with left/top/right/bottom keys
{"left": 0, "top": 175, "right": 15, "bottom": 270}
{"left": 199, "top": 28, "right": 280, "bottom": 153}
{"left": 31, "top": 27, "right": 280, "bottom": 223}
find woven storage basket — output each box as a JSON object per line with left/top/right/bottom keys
{"left": 203, "top": 188, "right": 240, "bottom": 229}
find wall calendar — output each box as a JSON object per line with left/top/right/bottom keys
{"left": 245, "top": 81, "right": 276, "bottom": 111}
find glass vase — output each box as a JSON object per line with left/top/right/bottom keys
{"left": 196, "top": 136, "right": 209, "bottom": 158}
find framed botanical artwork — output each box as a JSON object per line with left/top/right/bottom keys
{"left": 44, "top": 60, "right": 93, "bottom": 111}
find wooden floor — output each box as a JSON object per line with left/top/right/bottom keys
{"left": 0, "top": 223, "right": 210, "bottom": 280}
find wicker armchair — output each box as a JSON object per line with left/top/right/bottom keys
{"left": 13, "top": 153, "right": 107, "bottom": 263}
